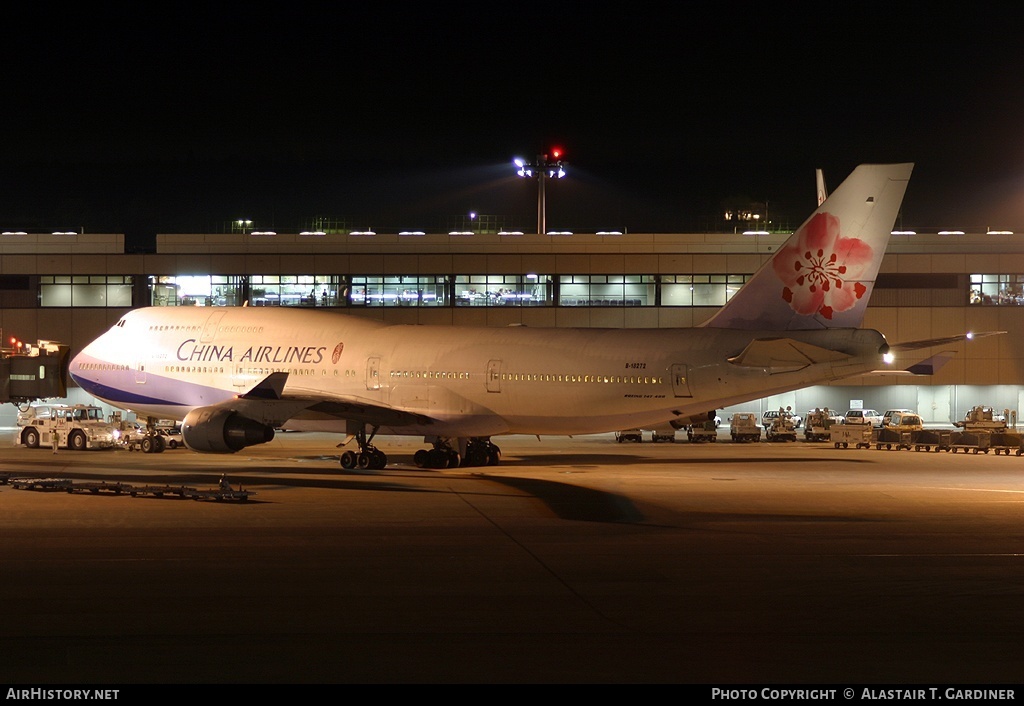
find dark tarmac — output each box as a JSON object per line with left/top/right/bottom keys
{"left": 1, "top": 429, "right": 1023, "bottom": 684}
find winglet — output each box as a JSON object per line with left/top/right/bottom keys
{"left": 703, "top": 163, "right": 914, "bottom": 331}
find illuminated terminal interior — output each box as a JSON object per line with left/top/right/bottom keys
{"left": 1, "top": 227, "right": 1022, "bottom": 426}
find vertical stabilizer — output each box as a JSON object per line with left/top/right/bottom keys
{"left": 703, "top": 163, "right": 913, "bottom": 331}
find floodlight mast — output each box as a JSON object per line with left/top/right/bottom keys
{"left": 514, "top": 150, "right": 567, "bottom": 235}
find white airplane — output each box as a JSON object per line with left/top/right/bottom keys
{"left": 68, "top": 162, "right": 991, "bottom": 469}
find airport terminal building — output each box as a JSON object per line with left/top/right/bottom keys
{"left": 0, "top": 228, "right": 1020, "bottom": 426}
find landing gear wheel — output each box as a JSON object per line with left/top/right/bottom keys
{"left": 427, "top": 448, "right": 449, "bottom": 469}
{"left": 340, "top": 450, "right": 357, "bottom": 469}
{"left": 413, "top": 449, "right": 429, "bottom": 468}
{"left": 465, "top": 446, "right": 487, "bottom": 466}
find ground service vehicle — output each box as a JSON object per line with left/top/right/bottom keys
{"left": 687, "top": 420, "right": 718, "bottom": 442}
{"left": 16, "top": 404, "right": 54, "bottom": 427}
{"left": 650, "top": 428, "right": 677, "bottom": 442}
{"left": 881, "top": 409, "right": 914, "bottom": 426}
{"left": 845, "top": 409, "right": 883, "bottom": 427}
{"left": 957, "top": 406, "right": 1008, "bottom": 430}
{"left": 872, "top": 413, "right": 923, "bottom": 450}
{"left": 730, "top": 413, "right": 761, "bottom": 443}
{"left": 764, "top": 412, "right": 798, "bottom": 442}
{"left": 762, "top": 408, "right": 802, "bottom": 429}
{"left": 804, "top": 408, "right": 841, "bottom": 441}
{"left": 19, "top": 404, "right": 116, "bottom": 450}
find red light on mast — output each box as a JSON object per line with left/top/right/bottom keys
{"left": 550, "top": 147, "right": 563, "bottom": 160}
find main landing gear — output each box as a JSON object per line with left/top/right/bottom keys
{"left": 339, "top": 425, "right": 387, "bottom": 470}
{"left": 413, "top": 437, "right": 501, "bottom": 469}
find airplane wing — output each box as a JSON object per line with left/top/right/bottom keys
{"left": 866, "top": 330, "right": 1005, "bottom": 376}
{"left": 298, "top": 397, "right": 437, "bottom": 428}
{"left": 227, "top": 372, "right": 439, "bottom": 428}
{"left": 865, "top": 351, "right": 957, "bottom": 376}
{"left": 728, "top": 337, "right": 852, "bottom": 371}
{"left": 886, "top": 330, "right": 1005, "bottom": 351}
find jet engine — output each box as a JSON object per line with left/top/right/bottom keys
{"left": 181, "top": 406, "right": 275, "bottom": 453}
{"left": 669, "top": 411, "right": 718, "bottom": 429}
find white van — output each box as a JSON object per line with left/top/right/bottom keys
{"left": 845, "top": 409, "right": 883, "bottom": 426}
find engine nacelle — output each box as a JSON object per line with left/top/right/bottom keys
{"left": 181, "top": 406, "right": 275, "bottom": 453}
{"left": 669, "top": 411, "right": 717, "bottom": 429}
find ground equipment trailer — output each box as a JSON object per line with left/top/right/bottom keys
{"left": 872, "top": 413, "right": 924, "bottom": 450}
{"left": 989, "top": 431, "right": 1024, "bottom": 455}
{"left": 11, "top": 475, "right": 254, "bottom": 501}
{"left": 832, "top": 423, "right": 872, "bottom": 449}
{"left": 910, "top": 429, "right": 952, "bottom": 452}
{"left": 948, "top": 431, "right": 992, "bottom": 454}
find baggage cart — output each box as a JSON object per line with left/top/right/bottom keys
{"left": 949, "top": 430, "right": 992, "bottom": 454}
{"left": 831, "top": 423, "right": 871, "bottom": 449}
{"left": 989, "top": 431, "right": 1023, "bottom": 456}
{"left": 911, "top": 429, "right": 951, "bottom": 452}
{"left": 872, "top": 427, "right": 914, "bottom": 451}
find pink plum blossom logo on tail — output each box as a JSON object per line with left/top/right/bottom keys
{"left": 771, "top": 212, "right": 873, "bottom": 320}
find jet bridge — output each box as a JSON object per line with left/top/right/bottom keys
{"left": 0, "top": 339, "right": 70, "bottom": 406}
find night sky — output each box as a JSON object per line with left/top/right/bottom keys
{"left": 2, "top": 4, "right": 1022, "bottom": 248}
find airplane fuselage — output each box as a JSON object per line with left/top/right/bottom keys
{"left": 71, "top": 306, "right": 888, "bottom": 437}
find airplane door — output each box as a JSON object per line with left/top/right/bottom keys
{"left": 671, "top": 364, "right": 692, "bottom": 397}
{"left": 486, "top": 359, "right": 502, "bottom": 393}
{"left": 231, "top": 365, "right": 248, "bottom": 390}
{"left": 201, "top": 310, "right": 226, "bottom": 342}
{"left": 134, "top": 360, "right": 146, "bottom": 384}
{"left": 366, "top": 357, "right": 381, "bottom": 390}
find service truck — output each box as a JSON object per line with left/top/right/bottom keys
{"left": 18, "top": 404, "right": 117, "bottom": 450}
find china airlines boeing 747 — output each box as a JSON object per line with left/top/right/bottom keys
{"left": 69, "top": 162, "right": 992, "bottom": 469}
